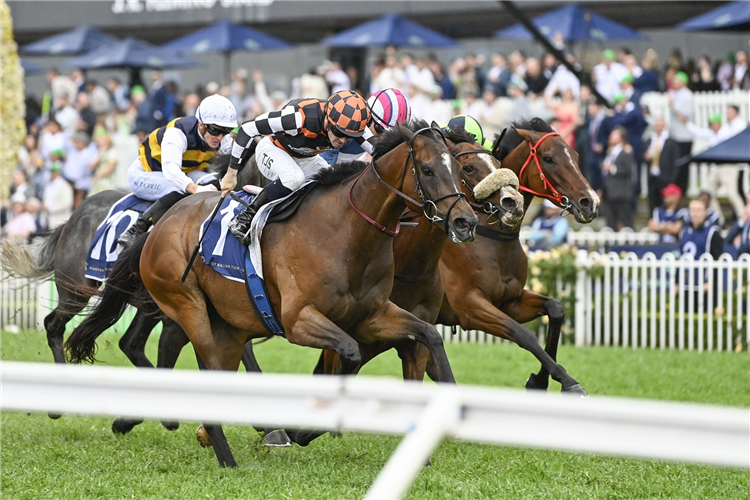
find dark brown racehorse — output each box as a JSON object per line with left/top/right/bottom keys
{"left": 318, "top": 118, "right": 598, "bottom": 394}
{"left": 65, "top": 121, "right": 479, "bottom": 467}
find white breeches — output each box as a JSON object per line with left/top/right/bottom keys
{"left": 127, "top": 159, "right": 216, "bottom": 201}
{"left": 254, "top": 136, "right": 330, "bottom": 191}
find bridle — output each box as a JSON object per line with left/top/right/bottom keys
{"left": 454, "top": 146, "right": 507, "bottom": 226}
{"left": 348, "top": 125, "right": 468, "bottom": 237}
{"left": 516, "top": 131, "right": 572, "bottom": 211}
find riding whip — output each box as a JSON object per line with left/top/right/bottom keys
{"left": 181, "top": 193, "right": 225, "bottom": 282}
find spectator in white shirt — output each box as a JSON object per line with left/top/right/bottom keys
{"left": 683, "top": 112, "right": 742, "bottom": 223}
{"left": 62, "top": 132, "right": 98, "bottom": 209}
{"left": 592, "top": 49, "right": 629, "bottom": 103}
{"left": 43, "top": 161, "right": 74, "bottom": 229}
{"left": 324, "top": 60, "right": 351, "bottom": 94}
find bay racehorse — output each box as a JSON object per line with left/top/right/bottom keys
{"left": 317, "top": 118, "right": 598, "bottom": 395}
{"left": 64, "top": 121, "right": 479, "bottom": 467}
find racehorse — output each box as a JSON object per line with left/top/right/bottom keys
{"left": 316, "top": 118, "right": 598, "bottom": 395}
{"left": 64, "top": 121, "right": 479, "bottom": 467}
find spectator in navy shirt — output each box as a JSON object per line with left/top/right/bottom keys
{"left": 528, "top": 199, "right": 569, "bottom": 248}
{"left": 678, "top": 199, "right": 724, "bottom": 308}
{"left": 648, "top": 183, "right": 684, "bottom": 244}
{"left": 726, "top": 199, "right": 750, "bottom": 257}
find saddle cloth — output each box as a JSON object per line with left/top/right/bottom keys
{"left": 84, "top": 193, "right": 152, "bottom": 282}
{"left": 198, "top": 183, "right": 316, "bottom": 336}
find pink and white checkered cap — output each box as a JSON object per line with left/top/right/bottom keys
{"left": 367, "top": 88, "right": 412, "bottom": 129}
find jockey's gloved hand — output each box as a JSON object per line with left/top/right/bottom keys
{"left": 196, "top": 184, "right": 217, "bottom": 193}
{"left": 220, "top": 168, "right": 238, "bottom": 198}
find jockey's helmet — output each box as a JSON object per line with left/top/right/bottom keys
{"left": 325, "top": 90, "right": 370, "bottom": 138}
{"left": 368, "top": 88, "right": 412, "bottom": 131}
{"left": 195, "top": 94, "right": 238, "bottom": 129}
{"left": 446, "top": 114, "right": 491, "bottom": 150}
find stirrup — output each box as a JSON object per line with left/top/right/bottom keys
{"left": 229, "top": 211, "right": 255, "bottom": 245}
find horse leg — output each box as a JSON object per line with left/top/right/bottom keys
{"left": 282, "top": 305, "right": 362, "bottom": 447}
{"left": 237, "top": 340, "right": 291, "bottom": 447}
{"left": 156, "top": 298, "right": 244, "bottom": 467}
{"left": 350, "top": 301, "right": 455, "bottom": 384}
{"left": 44, "top": 291, "right": 89, "bottom": 419}
{"left": 455, "top": 292, "right": 586, "bottom": 395}
{"left": 153, "top": 320, "right": 191, "bottom": 431}
{"left": 502, "top": 291, "right": 565, "bottom": 391}
{"left": 111, "top": 310, "right": 161, "bottom": 434}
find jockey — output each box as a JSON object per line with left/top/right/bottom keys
{"left": 221, "top": 90, "right": 372, "bottom": 245}
{"left": 319, "top": 88, "right": 412, "bottom": 165}
{"left": 117, "top": 94, "right": 237, "bottom": 248}
{"left": 443, "top": 114, "right": 492, "bottom": 150}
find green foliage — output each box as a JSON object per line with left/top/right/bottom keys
{"left": 1, "top": 330, "right": 749, "bottom": 499}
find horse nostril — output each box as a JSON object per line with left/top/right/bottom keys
{"left": 579, "top": 197, "right": 592, "bottom": 209}
{"left": 501, "top": 197, "right": 517, "bottom": 210}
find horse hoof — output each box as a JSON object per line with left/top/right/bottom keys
{"left": 112, "top": 418, "right": 141, "bottom": 435}
{"left": 161, "top": 421, "right": 179, "bottom": 431}
{"left": 48, "top": 412, "right": 63, "bottom": 420}
{"left": 196, "top": 425, "right": 212, "bottom": 447}
{"left": 562, "top": 384, "right": 589, "bottom": 398}
{"left": 263, "top": 429, "right": 292, "bottom": 447}
{"left": 525, "top": 373, "right": 548, "bottom": 391}
{"left": 329, "top": 431, "right": 342, "bottom": 439}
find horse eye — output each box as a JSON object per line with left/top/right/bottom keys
{"left": 421, "top": 166, "right": 434, "bottom": 176}
{"left": 543, "top": 155, "right": 553, "bottom": 163}
{"left": 463, "top": 165, "right": 474, "bottom": 173}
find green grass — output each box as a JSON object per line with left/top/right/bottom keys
{"left": 2, "top": 330, "right": 749, "bottom": 499}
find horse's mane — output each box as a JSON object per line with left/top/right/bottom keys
{"left": 311, "top": 160, "right": 368, "bottom": 186}
{"left": 371, "top": 119, "right": 443, "bottom": 161}
{"left": 491, "top": 117, "right": 554, "bottom": 161}
{"left": 444, "top": 126, "right": 476, "bottom": 146}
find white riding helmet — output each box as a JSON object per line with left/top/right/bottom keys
{"left": 195, "top": 94, "right": 237, "bottom": 129}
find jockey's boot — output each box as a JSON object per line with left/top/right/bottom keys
{"left": 229, "top": 179, "right": 291, "bottom": 245}
{"left": 117, "top": 192, "right": 186, "bottom": 249}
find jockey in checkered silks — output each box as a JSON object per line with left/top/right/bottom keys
{"left": 220, "top": 90, "right": 373, "bottom": 245}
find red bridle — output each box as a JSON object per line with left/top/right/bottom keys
{"left": 517, "top": 131, "right": 567, "bottom": 206}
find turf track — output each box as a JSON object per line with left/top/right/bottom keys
{"left": 2, "top": 330, "right": 748, "bottom": 499}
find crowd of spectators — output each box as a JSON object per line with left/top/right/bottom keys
{"left": 4, "top": 42, "right": 749, "bottom": 243}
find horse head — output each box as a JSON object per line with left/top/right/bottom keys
{"left": 445, "top": 127, "right": 525, "bottom": 230}
{"left": 374, "top": 120, "right": 478, "bottom": 243}
{"left": 495, "top": 119, "right": 600, "bottom": 224}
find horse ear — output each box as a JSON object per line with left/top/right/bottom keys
{"left": 514, "top": 127, "right": 534, "bottom": 142}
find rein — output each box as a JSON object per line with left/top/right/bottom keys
{"left": 348, "top": 125, "right": 467, "bottom": 237}
{"left": 517, "top": 131, "right": 571, "bottom": 210}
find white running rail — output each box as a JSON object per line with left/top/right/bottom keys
{"left": 2, "top": 362, "right": 748, "bottom": 500}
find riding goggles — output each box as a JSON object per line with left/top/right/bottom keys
{"left": 205, "top": 124, "right": 233, "bottom": 137}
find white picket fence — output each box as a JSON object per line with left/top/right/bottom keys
{"left": 519, "top": 226, "right": 661, "bottom": 251}
{"left": 574, "top": 251, "right": 750, "bottom": 352}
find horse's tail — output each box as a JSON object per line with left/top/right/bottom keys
{"left": 64, "top": 232, "right": 150, "bottom": 364}
{"left": 0, "top": 225, "right": 64, "bottom": 280}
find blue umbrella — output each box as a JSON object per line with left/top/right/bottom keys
{"left": 61, "top": 38, "right": 198, "bottom": 70}
{"left": 321, "top": 13, "right": 458, "bottom": 48}
{"left": 692, "top": 126, "right": 750, "bottom": 164}
{"left": 161, "top": 19, "right": 292, "bottom": 79}
{"left": 21, "top": 58, "right": 45, "bottom": 75}
{"left": 495, "top": 4, "right": 645, "bottom": 42}
{"left": 21, "top": 25, "right": 118, "bottom": 56}
{"left": 676, "top": 1, "right": 750, "bottom": 31}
